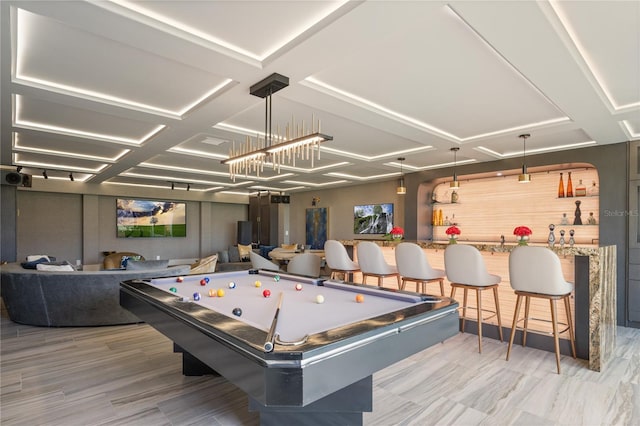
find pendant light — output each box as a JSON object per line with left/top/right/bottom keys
{"left": 450, "top": 147, "right": 460, "bottom": 188}
{"left": 396, "top": 157, "right": 406, "bottom": 195}
{"left": 518, "top": 133, "right": 531, "bottom": 183}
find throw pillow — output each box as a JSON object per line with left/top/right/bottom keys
{"left": 238, "top": 244, "right": 252, "bottom": 261}
{"left": 218, "top": 250, "right": 229, "bottom": 264}
{"left": 120, "top": 255, "right": 141, "bottom": 268}
{"left": 228, "top": 246, "right": 241, "bottom": 263}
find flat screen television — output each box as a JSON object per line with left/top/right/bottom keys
{"left": 353, "top": 203, "right": 394, "bottom": 234}
{"left": 116, "top": 199, "right": 186, "bottom": 238}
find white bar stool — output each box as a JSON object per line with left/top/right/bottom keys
{"left": 507, "top": 246, "right": 576, "bottom": 374}
{"left": 324, "top": 240, "right": 360, "bottom": 281}
{"left": 395, "top": 242, "right": 445, "bottom": 295}
{"left": 357, "top": 241, "right": 401, "bottom": 288}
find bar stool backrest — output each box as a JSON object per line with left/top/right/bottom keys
{"left": 287, "top": 253, "right": 321, "bottom": 277}
{"left": 444, "top": 244, "right": 500, "bottom": 286}
{"left": 324, "top": 240, "right": 358, "bottom": 271}
{"left": 395, "top": 242, "right": 440, "bottom": 279}
{"left": 509, "top": 246, "right": 572, "bottom": 296}
{"left": 357, "top": 241, "right": 396, "bottom": 275}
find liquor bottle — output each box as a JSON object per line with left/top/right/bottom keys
{"left": 557, "top": 173, "right": 565, "bottom": 198}
{"left": 566, "top": 172, "right": 574, "bottom": 197}
{"left": 588, "top": 180, "right": 599, "bottom": 197}
{"left": 575, "top": 179, "right": 586, "bottom": 197}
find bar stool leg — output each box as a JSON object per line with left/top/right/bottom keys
{"left": 564, "top": 295, "right": 577, "bottom": 358}
{"left": 506, "top": 294, "right": 523, "bottom": 361}
{"left": 550, "top": 298, "right": 561, "bottom": 374}
{"left": 476, "top": 288, "right": 483, "bottom": 353}
{"left": 438, "top": 279, "right": 444, "bottom": 296}
{"left": 523, "top": 296, "right": 531, "bottom": 347}
{"left": 492, "top": 286, "right": 503, "bottom": 342}
{"left": 461, "top": 288, "right": 468, "bottom": 333}
{"left": 396, "top": 275, "right": 401, "bottom": 289}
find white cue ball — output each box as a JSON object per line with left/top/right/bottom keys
{"left": 315, "top": 294, "right": 325, "bottom": 304}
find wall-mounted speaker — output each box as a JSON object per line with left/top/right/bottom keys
{"left": 281, "top": 195, "right": 290, "bottom": 204}
{"left": 3, "top": 172, "right": 32, "bottom": 187}
{"left": 270, "top": 195, "right": 281, "bottom": 203}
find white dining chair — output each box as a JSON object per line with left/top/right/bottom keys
{"left": 357, "top": 241, "right": 401, "bottom": 288}
{"left": 286, "top": 253, "right": 321, "bottom": 277}
{"left": 507, "top": 245, "right": 576, "bottom": 374}
{"left": 395, "top": 242, "right": 445, "bottom": 295}
{"left": 249, "top": 251, "right": 281, "bottom": 272}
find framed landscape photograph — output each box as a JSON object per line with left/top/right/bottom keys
{"left": 353, "top": 203, "right": 394, "bottom": 234}
{"left": 116, "top": 199, "right": 186, "bottom": 238}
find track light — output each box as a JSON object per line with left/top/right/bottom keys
{"left": 186, "top": 184, "right": 190, "bottom": 191}
{"left": 69, "top": 172, "right": 74, "bottom": 181}
{"left": 171, "top": 182, "right": 175, "bottom": 190}
{"left": 42, "top": 170, "right": 48, "bottom": 179}
{"left": 16, "top": 166, "right": 22, "bottom": 173}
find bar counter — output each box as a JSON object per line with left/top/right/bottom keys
{"left": 340, "top": 239, "right": 616, "bottom": 372}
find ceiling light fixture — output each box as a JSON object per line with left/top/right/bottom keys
{"left": 69, "top": 172, "right": 74, "bottom": 181}
{"left": 171, "top": 182, "right": 175, "bottom": 190}
{"left": 450, "top": 147, "right": 460, "bottom": 188}
{"left": 396, "top": 157, "right": 406, "bottom": 195}
{"left": 221, "top": 73, "right": 332, "bottom": 181}
{"left": 16, "top": 166, "right": 22, "bottom": 172}
{"left": 42, "top": 170, "right": 48, "bottom": 179}
{"left": 518, "top": 133, "right": 531, "bottom": 183}
{"left": 186, "top": 183, "right": 190, "bottom": 191}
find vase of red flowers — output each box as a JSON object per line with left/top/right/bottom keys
{"left": 390, "top": 226, "right": 404, "bottom": 240}
{"left": 445, "top": 225, "right": 461, "bottom": 244}
{"left": 513, "top": 226, "right": 532, "bottom": 246}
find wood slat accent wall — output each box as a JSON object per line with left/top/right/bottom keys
{"left": 431, "top": 168, "right": 599, "bottom": 245}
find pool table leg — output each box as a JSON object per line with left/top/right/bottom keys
{"left": 174, "top": 344, "right": 220, "bottom": 377}
{"left": 248, "top": 375, "right": 372, "bottom": 426}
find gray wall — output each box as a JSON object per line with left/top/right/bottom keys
{"left": 8, "top": 191, "right": 247, "bottom": 265}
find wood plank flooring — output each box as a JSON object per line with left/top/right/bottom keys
{"left": 1, "top": 300, "right": 638, "bottom": 425}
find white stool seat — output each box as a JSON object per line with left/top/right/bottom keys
{"left": 395, "top": 242, "right": 445, "bottom": 295}
{"left": 445, "top": 244, "right": 503, "bottom": 353}
{"left": 507, "top": 246, "right": 576, "bottom": 374}
{"left": 357, "top": 241, "right": 401, "bottom": 288}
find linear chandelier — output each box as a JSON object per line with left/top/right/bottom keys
{"left": 221, "top": 73, "right": 332, "bottom": 181}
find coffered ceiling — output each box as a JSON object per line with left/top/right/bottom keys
{"left": 1, "top": 1, "right": 638, "bottom": 197}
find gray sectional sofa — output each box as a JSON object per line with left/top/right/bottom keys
{"left": 0, "top": 263, "right": 190, "bottom": 326}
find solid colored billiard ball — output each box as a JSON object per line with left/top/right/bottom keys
{"left": 193, "top": 292, "right": 201, "bottom": 301}
{"left": 169, "top": 287, "right": 177, "bottom": 293}
{"left": 232, "top": 307, "right": 242, "bottom": 317}
{"left": 217, "top": 288, "right": 225, "bottom": 297}
{"left": 274, "top": 275, "right": 280, "bottom": 282}
{"left": 355, "top": 294, "right": 365, "bottom": 303}
{"left": 263, "top": 289, "right": 271, "bottom": 298}
{"left": 208, "top": 289, "right": 216, "bottom": 297}
{"left": 254, "top": 280, "right": 262, "bottom": 288}
{"left": 176, "top": 277, "right": 184, "bottom": 282}
{"left": 228, "top": 281, "right": 236, "bottom": 289}
{"left": 200, "top": 279, "right": 207, "bottom": 286}
{"left": 316, "top": 295, "right": 325, "bottom": 304}
{"left": 204, "top": 277, "right": 210, "bottom": 283}
{"left": 295, "top": 283, "right": 303, "bottom": 291}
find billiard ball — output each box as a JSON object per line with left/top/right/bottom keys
{"left": 169, "top": 287, "right": 177, "bottom": 293}
{"left": 217, "top": 288, "right": 225, "bottom": 297}
{"left": 200, "top": 279, "right": 207, "bottom": 286}
{"left": 295, "top": 283, "right": 303, "bottom": 291}
{"left": 263, "top": 289, "right": 271, "bottom": 298}
{"left": 176, "top": 277, "right": 184, "bottom": 282}
{"left": 316, "top": 295, "right": 325, "bottom": 304}
{"left": 274, "top": 275, "right": 280, "bottom": 282}
{"left": 208, "top": 289, "right": 216, "bottom": 297}
{"left": 193, "top": 292, "right": 201, "bottom": 301}
{"left": 254, "top": 280, "right": 262, "bottom": 288}
{"left": 204, "top": 277, "right": 210, "bottom": 283}
{"left": 232, "top": 307, "right": 242, "bottom": 317}
{"left": 228, "top": 281, "right": 236, "bottom": 289}
{"left": 355, "top": 294, "right": 365, "bottom": 303}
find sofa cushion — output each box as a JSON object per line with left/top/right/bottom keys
{"left": 218, "top": 250, "right": 229, "bottom": 263}
{"left": 228, "top": 246, "right": 241, "bottom": 263}
{"left": 126, "top": 259, "right": 169, "bottom": 270}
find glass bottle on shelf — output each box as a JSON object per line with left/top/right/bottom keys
{"left": 566, "top": 171, "right": 574, "bottom": 197}
{"left": 575, "top": 179, "right": 586, "bottom": 197}
{"left": 588, "top": 180, "right": 599, "bottom": 197}
{"left": 557, "top": 172, "right": 565, "bottom": 198}
{"left": 560, "top": 213, "right": 569, "bottom": 225}
{"left": 573, "top": 200, "right": 582, "bottom": 225}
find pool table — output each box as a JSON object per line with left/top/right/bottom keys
{"left": 120, "top": 269, "right": 459, "bottom": 425}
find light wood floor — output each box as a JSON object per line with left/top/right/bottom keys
{"left": 1, "top": 301, "right": 638, "bottom": 426}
